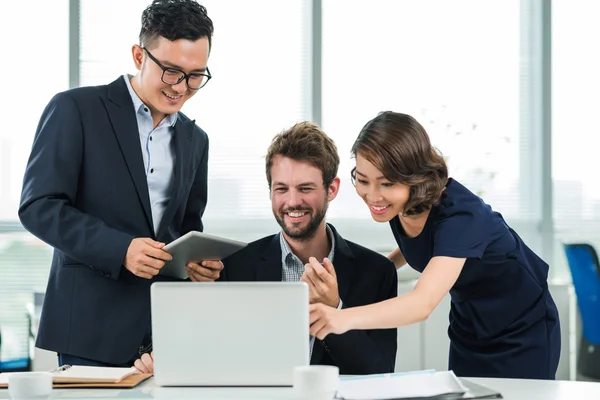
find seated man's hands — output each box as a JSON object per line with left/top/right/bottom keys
{"left": 186, "top": 260, "right": 224, "bottom": 282}
{"left": 133, "top": 351, "right": 154, "bottom": 374}
{"left": 301, "top": 257, "right": 340, "bottom": 308}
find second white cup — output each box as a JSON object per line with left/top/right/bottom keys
{"left": 293, "top": 365, "right": 339, "bottom": 400}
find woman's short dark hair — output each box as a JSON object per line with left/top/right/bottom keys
{"left": 266, "top": 122, "right": 339, "bottom": 189}
{"left": 140, "top": 0, "right": 214, "bottom": 50}
{"left": 351, "top": 111, "right": 448, "bottom": 216}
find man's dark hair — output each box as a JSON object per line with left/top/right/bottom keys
{"left": 139, "top": 0, "right": 214, "bottom": 50}
{"left": 266, "top": 122, "right": 340, "bottom": 190}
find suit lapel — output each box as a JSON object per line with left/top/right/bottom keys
{"left": 256, "top": 234, "right": 321, "bottom": 363}
{"left": 103, "top": 77, "right": 153, "bottom": 233}
{"left": 252, "top": 228, "right": 356, "bottom": 365}
{"left": 311, "top": 224, "right": 356, "bottom": 365}
{"left": 255, "top": 235, "right": 283, "bottom": 281}
{"left": 328, "top": 224, "right": 356, "bottom": 305}
{"left": 156, "top": 118, "right": 195, "bottom": 239}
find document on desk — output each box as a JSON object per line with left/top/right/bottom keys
{"left": 338, "top": 370, "right": 467, "bottom": 400}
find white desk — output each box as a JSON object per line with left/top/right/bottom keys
{"left": 1, "top": 377, "right": 600, "bottom": 399}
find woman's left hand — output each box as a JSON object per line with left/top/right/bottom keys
{"left": 309, "top": 303, "right": 352, "bottom": 339}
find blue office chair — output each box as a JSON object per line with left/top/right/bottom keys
{"left": 0, "top": 358, "right": 30, "bottom": 372}
{"left": 564, "top": 243, "right": 600, "bottom": 379}
{"left": 0, "top": 327, "right": 31, "bottom": 373}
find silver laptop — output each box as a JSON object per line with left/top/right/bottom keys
{"left": 151, "top": 282, "right": 310, "bottom": 387}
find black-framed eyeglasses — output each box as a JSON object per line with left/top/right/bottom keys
{"left": 143, "top": 47, "right": 211, "bottom": 90}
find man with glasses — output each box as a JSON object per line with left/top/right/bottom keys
{"left": 19, "top": 0, "right": 218, "bottom": 367}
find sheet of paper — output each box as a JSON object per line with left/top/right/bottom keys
{"left": 338, "top": 370, "right": 467, "bottom": 400}
{"left": 51, "top": 366, "right": 137, "bottom": 383}
{"left": 0, "top": 373, "right": 14, "bottom": 385}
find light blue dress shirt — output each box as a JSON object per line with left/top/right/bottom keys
{"left": 123, "top": 75, "right": 177, "bottom": 235}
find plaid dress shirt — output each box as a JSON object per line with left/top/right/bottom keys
{"left": 279, "top": 225, "right": 336, "bottom": 360}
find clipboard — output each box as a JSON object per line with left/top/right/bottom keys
{"left": 50, "top": 373, "right": 152, "bottom": 389}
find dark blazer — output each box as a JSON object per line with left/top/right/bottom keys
{"left": 219, "top": 224, "right": 398, "bottom": 375}
{"left": 18, "top": 77, "right": 209, "bottom": 364}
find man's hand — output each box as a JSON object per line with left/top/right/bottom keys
{"left": 300, "top": 257, "right": 340, "bottom": 308}
{"left": 133, "top": 351, "right": 154, "bottom": 374}
{"left": 186, "top": 260, "right": 224, "bottom": 282}
{"left": 124, "top": 238, "right": 172, "bottom": 279}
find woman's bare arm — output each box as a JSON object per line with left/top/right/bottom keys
{"left": 346, "top": 256, "right": 466, "bottom": 329}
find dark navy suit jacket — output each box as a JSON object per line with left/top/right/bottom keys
{"left": 19, "top": 77, "right": 209, "bottom": 364}
{"left": 219, "top": 224, "right": 398, "bottom": 375}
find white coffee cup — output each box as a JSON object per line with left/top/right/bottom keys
{"left": 8, "top": 372, "right": 52, "bottom": 400}
{"left": 293, "top": 365, "right": 339, "bottom": 400}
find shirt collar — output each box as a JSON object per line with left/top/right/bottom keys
{"left": 279, "top": 224, "right": 336, "bottom": 265}
{"left": 122, "top": 74, "right": 177, "bottom": 127}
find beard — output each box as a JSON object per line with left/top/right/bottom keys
{"left": 274, "top": 197, "right": 329, "bottom": 242}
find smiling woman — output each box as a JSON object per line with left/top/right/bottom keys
{"left": 309, "top": 111, "right": 562, "bottom": 381}
{"left": 351, "top": 113, "right": 448, "bottom": 219}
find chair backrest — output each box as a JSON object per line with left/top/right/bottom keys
{"left": 564, "top": 243, "right": 600, "bottom": 345}
{"left": 0, "top": 358, "right": 30, "bottom": 373}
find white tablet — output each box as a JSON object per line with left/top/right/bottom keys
{"left": 159, "top": 231, "right": 247, "bottom": 279}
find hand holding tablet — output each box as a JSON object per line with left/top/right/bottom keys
{"left": 159, "top": 231, "right": 247, "bottom": 279}
{"left": 186, "top": 260, "right": 224, "bottom": 282}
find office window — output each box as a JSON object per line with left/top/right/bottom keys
{"left": 1, "top": 0, "right": 577, "bottom": 364}
{"left": 552, "top": 1, "right": 600, "bottom": 272}
{"left": 80, "top": 0, "right": 311, "bottom": 241}
{"left": 322, "top": 0, "right": 528, "bottom": 252}
{"left": 0, "top": 1, "right": 68, "bottom": 361}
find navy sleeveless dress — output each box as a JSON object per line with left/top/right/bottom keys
{"left": 390, "top": 178, "right": 560, "bottom": 379}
